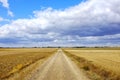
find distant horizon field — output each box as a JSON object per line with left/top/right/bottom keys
{"left": 63, "top": 47, "right": 120, "bottom": 50}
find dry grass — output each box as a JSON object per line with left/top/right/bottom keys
{"left": 64, "top": 48, "right": 120, "bottom": 80}
{"left": 0, "top": 48, "right": 57, "bottom": 80}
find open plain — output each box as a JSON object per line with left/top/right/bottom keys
{"left": 0, "top": 48, "right": 120, "bottom": 80}
{"left": 64, "top": 48, "right": 120, "bottom": 80}
{"left": 0, "top": 48, "right": 56, "bottom": 80}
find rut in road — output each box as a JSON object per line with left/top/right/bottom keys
{"left": 27, "top": 49, "right": 90, "bottom": 80}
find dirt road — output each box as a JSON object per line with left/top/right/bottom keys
{"left": 26, "top": 49, "right": 90, "bottom": 80}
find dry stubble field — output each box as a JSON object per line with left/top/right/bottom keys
{"left": 0, "top": 48, "right": 57, "bottom": 80}
{"left": 64, "top": 48, "right": 120, "bottom": 80}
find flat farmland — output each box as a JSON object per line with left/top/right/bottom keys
{"left": 64, "top": 48, "right": 120, "bottom": 80}
{"left": 0, "top": 48, "right": 57, "bottom": 80}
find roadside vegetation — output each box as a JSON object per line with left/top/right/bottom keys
{"left": 63, "top": 48, "right": 120, "bottom": 80}
{"left": 0, "top": 48, "right": 57, "bottom": 80}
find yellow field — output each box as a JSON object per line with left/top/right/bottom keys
{"left": 64, "top": 48, "right": 120, "bottom": 80}
{"left": 0, "top": 48, "right": 57, "bottom": 79}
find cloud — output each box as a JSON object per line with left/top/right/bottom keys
{"left": 0, "top": 17, "right": 3, "bottom": 22}
{"left": 0, "top": 0, "right": 9, "bottom": 8}
{"left": 0, "top": 0, "right": 120, "bottom": 47}
{"left": 0, "top": 0, "right": 14, "bottom": 17}
{"left": 0, "top": 17, "right": 10, "bottom": 24}
{"left": 8, "top": 10, "right": 14, "bottom": 17}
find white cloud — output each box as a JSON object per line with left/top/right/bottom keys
{"left": 0, "top": 0, "right": 9, "bottom": 8}
{"left": 0, "top": 17, "right": 3, "bottom": 22}
{"left": 0, "top": 17, "right": 10, "bottom": 24}
{"left": 0, "top": 0, "right": 120, "bottom": 47}
{"left": 8, "top": 10, "right": 14, "bottom": 17}
{"left": 0, "top": 0, "right": 14, "bottom": 17}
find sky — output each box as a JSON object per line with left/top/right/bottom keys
{"left": 0, "top": 0, "right": 120, "bottom": 47}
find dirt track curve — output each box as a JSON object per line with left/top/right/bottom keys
{"left": 26, "top": 49, "right": 90, "bottom": 80}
